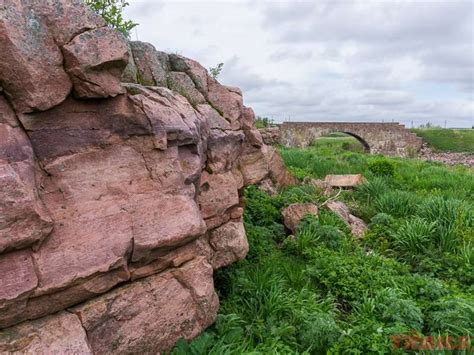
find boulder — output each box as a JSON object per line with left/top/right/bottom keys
{"left": 130, "top": 41, "right": 169, "bottom": 87}
{"left": 169, "top": 54, "right": 208, "bottom": 95}
{"left": 0, "top": 0, "right": 72, "bottom": 112}
{"left": 242, "top": 106, "right": 256, "bottom": 130}
{"left": 245, "top": 128, "right": 264, "bottom": 148}
{"left": 35, "top": 0, "right": 105, "bottom": 46}
{"left": 63, "top": 27, "right": 129, "bottom": 98}
{"left": 324, "top": 201, "right": 367, "bottom": 238}
{"left": 282, "top": 203, "right": 319, "bottom": 233}
{"left": 209, "top": 220, "right": 248, "bottom": 269}
{"left": 0, "top": 312, "right": 92, "bottom": 354}
{"left": 267, "top": 146, "right": 298, "bottom": 187}
{"left": 259, "top": 126, "right": 281, "bottom": 145}
{"left": 197, "top": 104, "right": 232, "bottom": 130}
{"left": 207, "top": 77, "right": 243, "bottom": 130}
{"left": 0, "top": 162, "right": 53, "bottom": 253}
{"left": 239, "top": 145, "right": 270, "bottom": 185}
{"left": 121, "top": 42, "right": 139, "bottom": 83}
{"left": 324, "top": 174, "right": 366, "bottom": 188}
{"left": 127, "top": 85, "right": 204, "bottom": 148}
{"left": 258, "top": 178, "right": 278, "bottom": 196}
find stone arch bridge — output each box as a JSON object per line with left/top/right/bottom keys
{"left": 261, "top": 122, "right": 423, "bottom": 156}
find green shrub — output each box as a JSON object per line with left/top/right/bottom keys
{"left": 284, "top": 216, "right": 345, "bottom": 255}
{"left": 375, "top": 190, "right": 419, "bottom": 218}
{"left": 86, "top": 0, "right": 138, "bottom": 37}
{"left": 368, "top": 157, "right": 396, "bottom": 177}
{"left": 391, "top": 217, "right": 436, "bottom": 262}
{"left": 355, "top": 288, "right": 424, "bottom": 331}
{"left": 243, "top": 186, "right": 282, "bottom": 227}
{"left": 427, "top": 298, "right": 474, "bottom": 335}
{"left": 355, "top": 177, "right": 389, "bottom": 204}
{"left": 417, "top": 196, "right": 473, "bottom": 253}
{"left": 369, "top": 213, "right": 395, "bottom": 227}
{"left": 304, "top": 246, "right": 409, "bottom": 303}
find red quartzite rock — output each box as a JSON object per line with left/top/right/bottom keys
{"left": 267, "top": 146, "right": 298, "bottom": 187}
{"left": 169, "top": 54, "right": 209, "bottom": 95}
{"left": 324, "top": 201, "right": 367, "bottom": 238}
{"left": 35, "top": 0, "right": 105, "bottom": 46}
{"left": 0, "top": 249, "right": 37, "bottom": 304}
{"left": 207, "top": 129, "right": 245, "bottom": 173}
{"left": 209, "top": 220, "right": 249, "bottom": 269}
{"left": 63, "top": 27, "right": 129, "bottom": 98}
{"left": 207, "top": 77, "right": 243, "bottom": 130}
{"left": 129, "top": 41, "right": 169, "bottom": 87}
{"left": 0, "top": 0, "right": 72, "bottom": 112}
{"left": 0, "top": 312, "right": 93, "bottom": 354}
{"left": 167, "top": 71, "right": 207, "bottom": 105}
{"left": 71, "top": 257, "right": 218, "bottom": 354}
{"left": 198, "top": 171, "right": 240, "bottom": 221}
{"left": 0, "top": 96, "right": 53, "bottom": 253}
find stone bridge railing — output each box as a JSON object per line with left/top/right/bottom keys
{"left": 260, "top": 122, "right": 423, "bottom": 156}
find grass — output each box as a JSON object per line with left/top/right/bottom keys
{"left": 173, "top": 137, "right": 473, "bottom": 354}
{"left": 412, "top": 128, "right": 474, "bottom": 153}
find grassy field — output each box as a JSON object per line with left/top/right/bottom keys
{"left": 412, "top": 128, "right": 474, "bottom": 153}
{"left": 174, "top": 139, "right": 473, "bottom": 354}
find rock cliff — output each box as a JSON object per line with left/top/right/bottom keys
{"left": 0, "top": 1, "right": 293, "bottom": 352}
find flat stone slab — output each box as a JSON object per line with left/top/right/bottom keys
{"left": 324, "top": 174, "right": 366, "bottom": 187}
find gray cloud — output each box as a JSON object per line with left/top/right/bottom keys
{"left": 126, "top": 0, "right": 473, "bottom": 128}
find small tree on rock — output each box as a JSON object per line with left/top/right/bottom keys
{"left": 85, "top": 0, "right": 138, "bottom": 38}
{"left": 209, "top": 63, "right": 224, "bottom": 79}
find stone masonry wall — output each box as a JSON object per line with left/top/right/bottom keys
{"left": 262, "top": 122, "right": 423, "bottom": 156}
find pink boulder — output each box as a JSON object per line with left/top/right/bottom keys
{"left": 209, "top": 220, "right": 249, "bottom": 269}
{"left": 282, "top": 203, "right": 319, "bottom": 233}
{"left": 63, "top": 27, "right": 128, "bottom": 98}
{"left": 0, "top": 0, "right": 72, "bottom": 112}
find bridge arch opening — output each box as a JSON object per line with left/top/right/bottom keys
{"left": 312, "top": 131, "right": 370, "bottom": 153}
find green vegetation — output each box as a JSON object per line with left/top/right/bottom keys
{"left": 368, "top": 157, "right": 396, "bottom": 177}
{"left": 86, "top": 0, "right": 137, "bottom": 38}
{"left": 209, "top": 63, "right": 224, "bottom": 79}
{"left": 173, "top": 138, "right": 473, "bottom": 353}
{"left": 311, "top": 136, "right": 367, "bottom": 154}
{"left": 412, "top": 128, "right": 474, "bottom": 153}
{"left": 255, "top": 116, "right": 275, "bottom": 129}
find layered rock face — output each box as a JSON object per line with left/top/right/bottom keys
{"left": 0, "top": 1, "right": 293, "bottom": 353}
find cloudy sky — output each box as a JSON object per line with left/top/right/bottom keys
{"left": 125, "top": 0, "right": 474, "bottom": 128}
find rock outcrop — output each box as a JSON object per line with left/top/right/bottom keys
{"left": 0, "top": 1, "right": 295, "bottom": 353}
